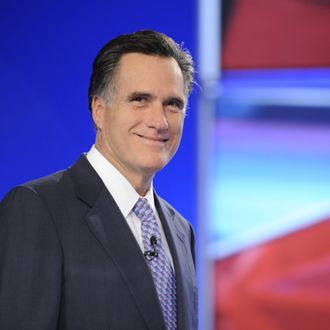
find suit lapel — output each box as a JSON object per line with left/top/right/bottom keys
{"left": 155, "top": 194, "right": 196, "bottom": 330}
{"left": 68, "top": 156, "right": 167, "bottom": 330}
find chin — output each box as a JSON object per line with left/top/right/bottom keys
{"left": 140, "top": 159, "right": 169, "bottom": 173}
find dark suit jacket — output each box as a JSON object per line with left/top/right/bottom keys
{"left": 0, "top": 155, "right": 197, "bottom": 330}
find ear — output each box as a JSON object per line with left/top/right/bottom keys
{"left": 91, "top": 96, "right": 106, "bottom": 130}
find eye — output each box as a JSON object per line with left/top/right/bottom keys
{"left": 165, "top": 98, "right": 185, "bottom": 112}
{"left": 129, "top": 93, "right": 149, "bottom": 102}
{"left": 128, "top": 93, "right": 150, "bottom": 107}
{"left": 132, "top": 96, "right": 145, "bottom": 102}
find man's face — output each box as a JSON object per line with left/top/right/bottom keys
{"left": 92, "top": 53, "right": 186, "bottom": 185}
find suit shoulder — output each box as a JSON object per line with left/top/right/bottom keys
{"left": 0, "top": 169, "right": 71, "bottom": 209}
{"left": 22, "top": 169, "right": 67, "bottom": 191}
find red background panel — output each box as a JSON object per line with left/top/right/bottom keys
{"left": 214, "top": 219, "right": 330, "bottom": 330}
{"left": 222, "top": 0, "right": 330, "bottom": 68}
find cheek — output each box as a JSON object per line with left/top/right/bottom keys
{"left": 169, "top": 115, "right": 184, "bottom": 130}
{"left": 169, "top": 123, "right": 184, "bottom": 151}
{"left": 105, "top": 115, "right": 125, "bottom": 137}
{"left": 171, "top": 119, "right": 184, "bottom": 139}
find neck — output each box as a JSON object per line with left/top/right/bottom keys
{"left": 94, "top": 142, "right": 154, "bottom": 197}
{"left": 131, "top": 176, "right": 153, "bottom": 197}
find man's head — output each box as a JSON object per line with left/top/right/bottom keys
{"left": 89, "top": 30, "right": 194, "bottom": 195}
{"left": 88, "top": 30, "right": 194, "bottom": 111}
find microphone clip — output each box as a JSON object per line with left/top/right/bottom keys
{"left": 144, "top": 236, "right": 159, "bottom": 261}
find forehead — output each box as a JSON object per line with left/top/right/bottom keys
{"left": 113, "top": 53, "right": 185, "bottom": 96}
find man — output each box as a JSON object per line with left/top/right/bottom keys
{"left": 0, "top": 30, "right": 197, "bottom": 329}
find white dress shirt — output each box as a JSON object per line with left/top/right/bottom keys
{"left": 86, "top": 145, "right": 174, "bottom": 269}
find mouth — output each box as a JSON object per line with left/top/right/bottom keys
{"left": 136, "top": 134, "right": 169, "bottom": 143}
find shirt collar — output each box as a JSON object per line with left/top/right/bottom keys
{"left": 86, "top": 145, "right": 155, "bottom": 218}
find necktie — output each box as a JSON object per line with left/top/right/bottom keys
{"left": 133, "top": 197, "right": 177, "bottom": 330}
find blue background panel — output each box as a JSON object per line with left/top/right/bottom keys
{"left": 0, "top": 0, "right": 198, "bottom": 229}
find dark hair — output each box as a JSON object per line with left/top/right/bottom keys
{"left": 88, "top": 30, "right": 194, "bottom": 112}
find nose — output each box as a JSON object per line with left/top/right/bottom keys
{"left": 146, "top": 102, "right": 169, "bottom": 131}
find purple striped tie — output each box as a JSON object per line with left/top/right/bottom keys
{"left": 133, "top": 197, "right": 177, "bottom": 330}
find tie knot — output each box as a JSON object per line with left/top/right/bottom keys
{"left": 132, "top": 197, "right": 154, "bottom": 221}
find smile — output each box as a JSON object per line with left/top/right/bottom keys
{"left": 136, "top": 134, "right": 169, "bottom": 143}
{"left": 136, "top": 134, "right": 169, "bottom": 144}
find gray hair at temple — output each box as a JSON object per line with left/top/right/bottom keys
{"left": 88, "top": 29, "right": 195, "bottom": 111}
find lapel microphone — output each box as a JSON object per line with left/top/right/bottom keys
{"left": 144, "top": 235, "right": 159, "bottom": 261}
